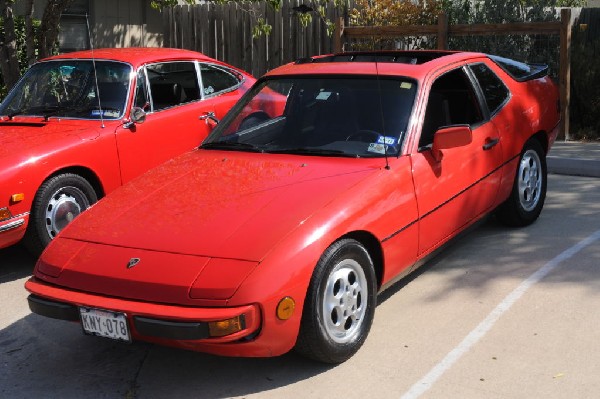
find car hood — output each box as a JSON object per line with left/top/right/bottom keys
{"left": 61, "top": 149, "right": 380, "bottom": 261}
{"left": 0, "top": 119, "right": 103, "bottom": 160}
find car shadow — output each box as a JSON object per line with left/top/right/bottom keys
{"left": 0, "top": 245, "right": 36, "bottom": 284}
{"left": 0, "top": 314, "right": 334, "bottom": 398}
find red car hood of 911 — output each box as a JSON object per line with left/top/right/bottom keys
{"left": 60, "top": 149, "right": 379, "bottom": 261}
{"left": 0, "top": 120, "right": 101, "bottom": 160}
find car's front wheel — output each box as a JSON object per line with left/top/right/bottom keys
{"left": 497, "top": 138, "right": 547, "bottom": 227}
{"left": 24, "top": 173, "right": 98, "bottom": 255}
{"left": 295, "top": 239, "right": 377, "bottom": 363}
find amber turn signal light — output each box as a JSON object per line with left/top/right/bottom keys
{"left": 0, "top": 207, "right": 12, "bottom": 222}
{"left": 276, "top": 296, "right": 295, "bottom": 320}
{"left": 208, "top": 315, "right": 245, "bottom": 337}
{"left": 10, "top": 193, "right": 25, "bottom": 204}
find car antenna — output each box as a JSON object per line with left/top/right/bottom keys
{"left": 86, "top": 13, "right": 104, "bottom": 128}
{"left": 375, "top": 62, "right": 391, "bottom": 170}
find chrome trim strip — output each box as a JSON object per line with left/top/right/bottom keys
{"left": 0, "top": 218, "right": 25, "bottom": 233}
{"left": 0, "top": 213, "right": 29, "bottom": 233}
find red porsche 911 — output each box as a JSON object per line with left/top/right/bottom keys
{"left": 0, "top": 48, "right": 254, "bottom": 254}
{"left": 26, "top": 51, "right": 560, "bottom": 363}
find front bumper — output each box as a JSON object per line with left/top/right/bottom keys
{"left": 25, "top": 277, "right": 269, "bottom": 355}
{"left": 0, "top": 213, "right": 29, "bottom": 249}
{"left": 27, "top": 294, "right": 241, "bottom": 340}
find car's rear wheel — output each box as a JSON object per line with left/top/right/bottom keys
{"left": 295, "top": 239, "right": 376, "bottom": 363}
{"left": 23, "top": 173, "right": 97, "bottom": 255}
{"left": 497, "top": 139, "right": 547, "bottom": 227}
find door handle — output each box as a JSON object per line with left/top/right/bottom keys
{"left": 199, "top": 112, "right": 219, "bottom": 125}
{"left": 483, "top": 138, "right": 500, "bottom": 150}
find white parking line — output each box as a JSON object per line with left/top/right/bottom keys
{"left": 401, "top": 228, "right": 600, "bottom": 399}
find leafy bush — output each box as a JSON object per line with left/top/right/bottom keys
{"left": 348, "top": 0, "right": 442, "bottom": 50}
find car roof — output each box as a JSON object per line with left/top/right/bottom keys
{"left": 265, "top": 50, "right": 488, "bottom": 80}
{"left": 41, "top": 47, "right": 221, "bottom": 69}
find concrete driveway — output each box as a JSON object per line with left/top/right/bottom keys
{"left": 1, "top": 173, "right": 599, "bottom": 399}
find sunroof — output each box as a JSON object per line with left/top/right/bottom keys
{"left": 296, "top": 51, "right": 454, "bottom": 65}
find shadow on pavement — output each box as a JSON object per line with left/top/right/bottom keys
{"left": 0, "top": 313, "right": 333, "bottom": 399}
{"left": 0, "top": 245, "right": 36, "bottom": 284}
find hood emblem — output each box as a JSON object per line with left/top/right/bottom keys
{"left": 127, "top": 258, "right": 141, "bottom": 269}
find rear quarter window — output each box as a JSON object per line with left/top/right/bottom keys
{"left": 200, "top": 64, "right": 242, "bottom": 96}
{"left": 469, "top": 63, "right": 510, "bottom": 116}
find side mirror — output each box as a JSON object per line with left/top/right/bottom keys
{"left": 130, "top": 107, "right": 146, "bottom": 124}
{"left": 431, "top": 125, "right": 472, "bottom": 162}
{"left": 123, "top": 107, "right": 146, "bottom": 129}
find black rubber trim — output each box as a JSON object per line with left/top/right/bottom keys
{"left": 134, "top": 316, "right": 211, "bottom": 340}
{"left": 27, "top": 295, "right": 80, "bottom": 321}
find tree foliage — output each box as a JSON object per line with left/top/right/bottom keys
{"left": 0, "top": 0, "right": 73, "bottom": 95}
{"left": 347, "top": 0, "right": 442, "bottom": 50}
{"left": 350, "top": 0, "right": 442, "bottom": 27}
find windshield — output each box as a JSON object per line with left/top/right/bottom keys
{"left": 203, "top": 76, "right": 417, "bottom": 157}
{"left": 0, "top": 60, "right": 132, "bottom": 120}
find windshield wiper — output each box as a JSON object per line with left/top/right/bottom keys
{"left": 266, "top": 147, "right": 356, "bottom": 157}
{"left": 2, "top": 106, "right": 63, "bottom": 120}
{"left": 5, "top": 110, "right": 23, "bottom": 119}
{"left": 41, "top": 105, "right": 69, "bottom": 121}
{"left": 200, "top": 141, "right": 264, "bottom": 152}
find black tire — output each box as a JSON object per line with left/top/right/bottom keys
{"left": 496, "top": 139, "right": 547, "bottom": 227}
{"left": 23, "top": 173, "right": 97, "bottom": 256}
{"left": 295, "top": 239, "right": 377, "bottom": 363}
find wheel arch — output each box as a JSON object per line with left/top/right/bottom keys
{"left": 340, "top": 230, "right": 384, "bottom": 290}
{"left": 43, "top": 166, "right": 105, "bottom": 199}
{"left": 530, "top": 130, "right": 549, "bottom": 155}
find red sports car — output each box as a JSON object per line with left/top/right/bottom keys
{"left": 26, "top": 51, "right": 560, "bottom": 363}
{"left": 0, "top": 48, "right": 254, "bottom": 253}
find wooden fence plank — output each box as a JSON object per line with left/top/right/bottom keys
{"left": 163, "top": 8, "right": 172, "bottom": 48}
{"left": 437, "top": 12, "right": 448, "bottom": 50}
{"left": 208, "top": 3, "right": 216, "bottom": 59}
{"left": 243, "top": 4, "right": 253, "bottom": 73}
{"left": 281, "top": 0, "right": 292, "bottom": 64}
{"left": 560, "top": 8, "right": 572, "bottom": 140}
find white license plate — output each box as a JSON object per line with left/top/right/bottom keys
{"left": 79, "top": 307, "right": 131, "bottom": 342}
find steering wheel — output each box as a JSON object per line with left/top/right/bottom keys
{"left": 346, "top": 130, "right": 381, "bottom": 142}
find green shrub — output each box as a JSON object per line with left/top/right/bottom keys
{"left": 0, "top": 16, "right": 40, "bottom": 101}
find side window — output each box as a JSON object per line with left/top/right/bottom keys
{"left": 420, "top": 68, "right": 484, "bottom": 149}
{"left": 469, "top": 63, "right": 510, "bottom": 115}
{"left": 134, "top": 68, "right": 150, "bottom": 111}
{"left": 146, "top": 61, "right": 200, "bottom": 111}
{"left": 200, "top": 64, "right": 241, "bottom": 96}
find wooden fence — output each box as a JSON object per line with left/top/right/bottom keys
{"left": 165, "top": 6, "right": 573, "bottom": 139}
{"left": 163, "top": 1, "right": 342, "bottom": 77}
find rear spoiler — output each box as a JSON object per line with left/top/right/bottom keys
{"left": 488, "top": 55, "right": 549, "bottom": 82}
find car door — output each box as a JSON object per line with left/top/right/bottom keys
{"left": 114, "top": 61, "right": 213, "bottom": 184}
{"left": 410, "top": 66, "right": 503, "bottom": 256}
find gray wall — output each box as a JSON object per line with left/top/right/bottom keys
{"left": 15, "top": 0, "right": 165, "bottom": 52}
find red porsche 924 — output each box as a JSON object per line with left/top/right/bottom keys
{"left": 26, "top": 51, "right": 560, "bottom": 363}
{"left": 0, "top": 48, "right": 254, "bottom": 254}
